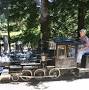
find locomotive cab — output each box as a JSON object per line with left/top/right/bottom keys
{"left": 54, "top": 37, "right": 89, "bottom": 69}
{"left": 55, "top": 41, "right": 77, "bottom": 68}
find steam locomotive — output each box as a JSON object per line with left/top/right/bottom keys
{"left": 0, "top": 38, "right": 89, "bottom": 82}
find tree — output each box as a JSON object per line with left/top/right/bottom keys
{"left": 1, "top": 0, "right": 89, "bottom": 51}
{"left": 77, "top": 0, "right": 87, "bottom": 37}
{"left": 0, "top": 0, "right": 11, "bottom": 52}
{"left": 7, "top": 0, "right": 40, "bottom": 48}
{"left": 40, "top": 0, "right": 50, "bottom": 53}
{"left": 49, "top": 0, "right": 78, "bottom": 38}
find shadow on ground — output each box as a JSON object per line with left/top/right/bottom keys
{"left": 25, "top": 72, "right": 89, "bottom": 87}
{"left": 1, "top": 72, "right": 89, "bottom": 90}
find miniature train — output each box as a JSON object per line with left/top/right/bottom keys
{"left": 0, "top": 39, "right": 89, "bottom": 82}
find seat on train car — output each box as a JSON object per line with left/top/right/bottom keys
{"left": 81, "top": 53, "right": 89, "bottom": 68}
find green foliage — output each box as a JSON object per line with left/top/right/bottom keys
{"left": 8, "top": 0, "right": 40, "bottom": 47}
{"left": 11, "top": 27, "right": 40, "bottom": 48}
{"left": 49, "top": 0, "right": 78, "bottom": 38}
{"left": 1, "top": 0, "right": 89, "bottom": 48}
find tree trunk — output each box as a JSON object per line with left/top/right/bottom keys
{"left": 40, "top": 0, "right": 50, "bottom": 53}
{"left": 7, "top": 16, "right": 11, "bottom": 52}
{"left": 78, "top": 1, "right": 86, "bottom": 38}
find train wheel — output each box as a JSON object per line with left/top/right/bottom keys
{"left": 21, "top": 70, "right": 32, "bottom": 81}
{"left": 34, "top": 69, "right": 45, "bottom": 79}
{"left": 49, "top": 68, "right": 61, "bottom": 79}
{"left": 11, "top": 75, "right": 19, "bottom": 82}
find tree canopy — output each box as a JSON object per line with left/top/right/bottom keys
{"left": 0, "top": 0, "right": 89, "bottom": 50}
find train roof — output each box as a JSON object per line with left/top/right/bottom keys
{"left": 53, "top": 37, "right": 82, "bottom": 45}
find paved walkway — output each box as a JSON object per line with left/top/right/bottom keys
{"left": 0, "top": 78, "right": 89, "bottom": 90}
